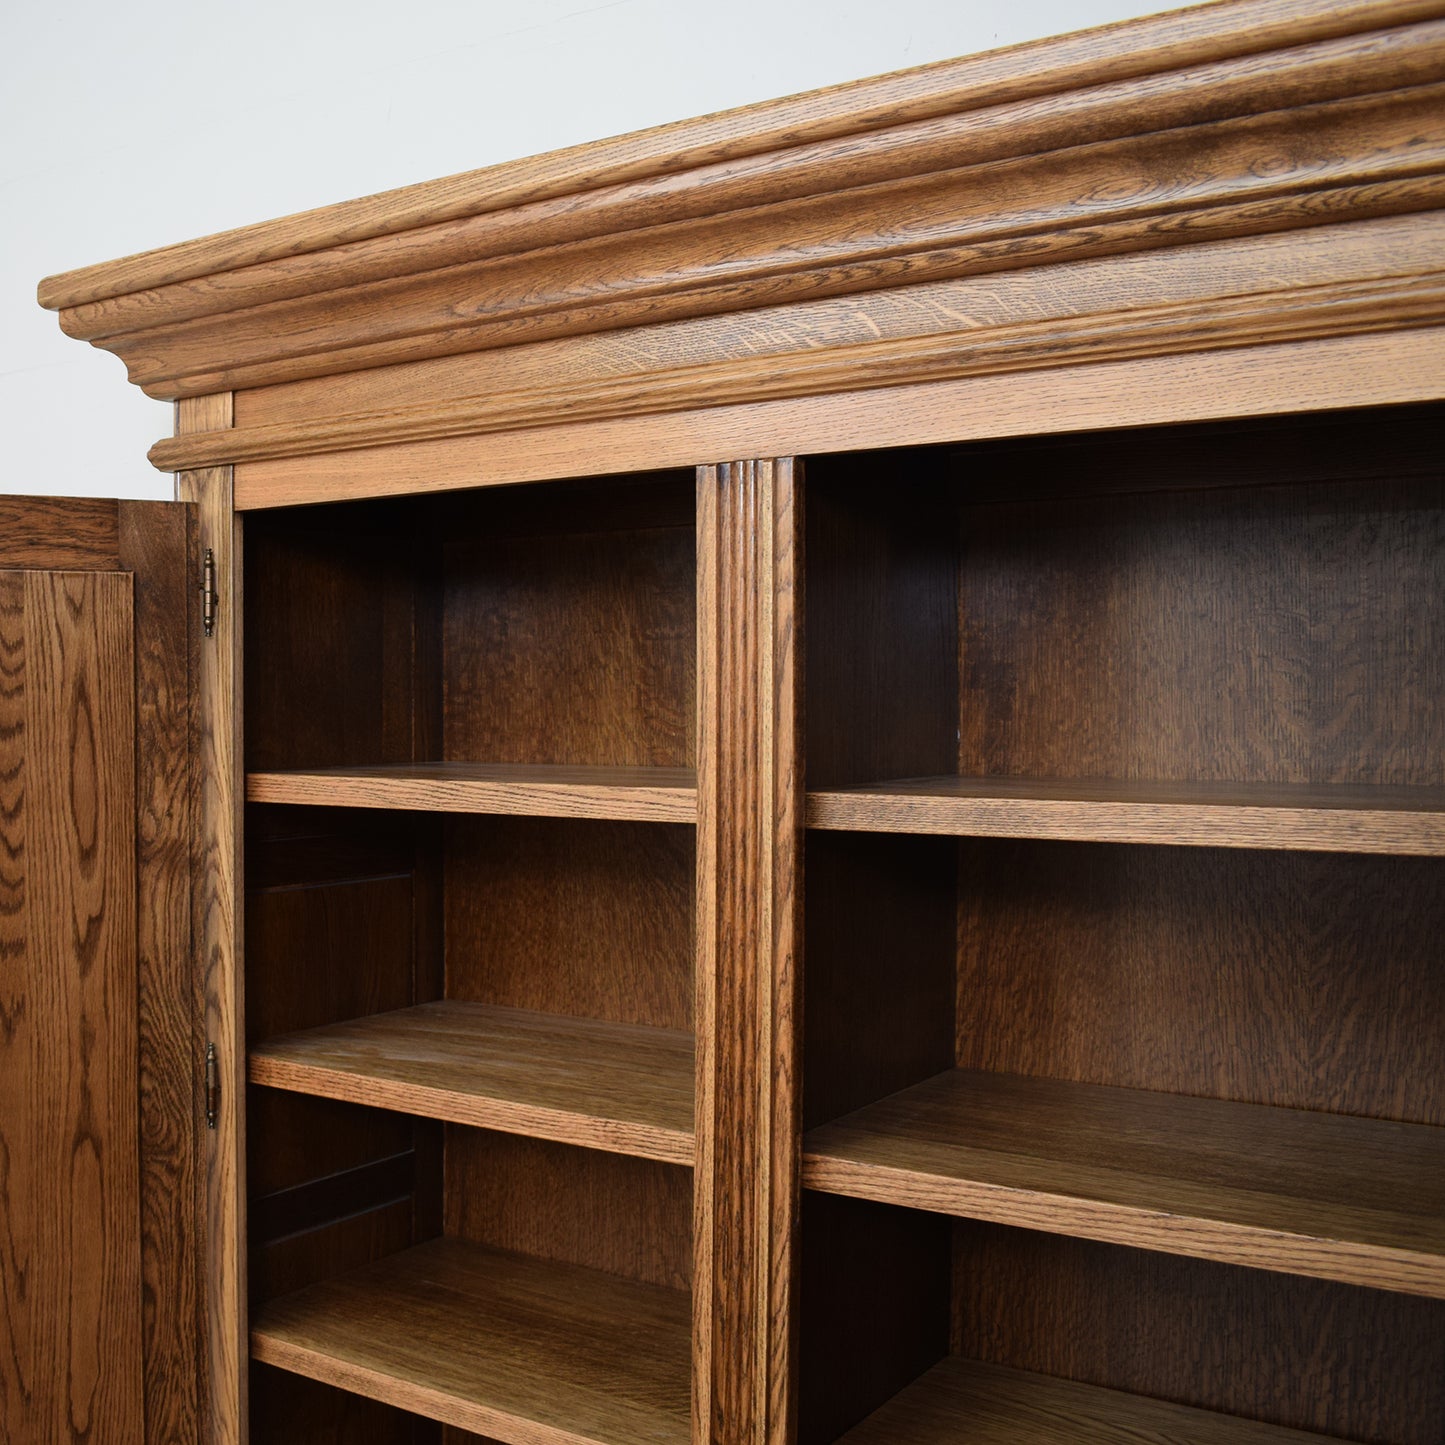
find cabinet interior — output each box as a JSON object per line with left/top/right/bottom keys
{"left": 241, "top": 472, "right": 698, "bottom": 1444}
{"left": 799, "top": 402, "right": 1445, "bottom": 1443}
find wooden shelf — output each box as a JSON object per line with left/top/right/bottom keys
{"left": 837, "top": 1357, "right": 1339, "bottom": 1443}
{"left": 250, "top": 1002, "right": 695, "bottom": 1165}
{"left": 803, "top": 1069, "right": 1445, "bottom": 1298}
{"left": 251, "top": 1238, "right": 690, "bottom": 1445}
{"left": 805, "top": 776, "right": 1445, "bottom": 854}
{"left": 246, "top": 762, "right": 697, "bottom": 822}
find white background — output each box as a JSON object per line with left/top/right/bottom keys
{"left": 2, "top": 0, "right": 1159, "bottom": 501}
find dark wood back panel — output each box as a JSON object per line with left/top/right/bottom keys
{"left": 954, "top": 473, "right": 1445, "bottom": 786}
{"left": 953, "top": 1222, "right": 1445, "bottom": 1445}
{"left": 956, "top": 840, "right": 1445, "bottom": 1125}
{"left": 442, "top": 521, "right": 695, "bottom": 768}
{"left": 804, "top": 455, "right": 958, "bottom": 790}
{"left": 444, "top": 1132, "right": 692, "bottom": 1290}
{"left": 445, "top": 816, "right": 694, "bottom": 1030}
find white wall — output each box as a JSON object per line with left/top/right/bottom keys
{"left": 2, "top": 0, "right": 1161, "bottom": 501}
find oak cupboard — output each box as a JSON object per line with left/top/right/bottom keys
{"left": 6, "top": 1, "right": 1445, "bottom": 1441}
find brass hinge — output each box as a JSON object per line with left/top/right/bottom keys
{"left": 205, "top": 1042, "right": 219, "bottom": 1129}
{"left": 199, "top": 548, "right": 218, "bottom": 637}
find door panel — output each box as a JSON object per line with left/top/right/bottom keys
{"left": 0, "top": 567, "right": 142, "bottom": 1444}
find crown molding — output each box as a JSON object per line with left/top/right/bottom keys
{"left": 34, "top": 0, "right": 1445, "bottom": 479}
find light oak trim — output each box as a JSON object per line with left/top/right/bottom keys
{"left": 250, "top": 1239, "right": 691, "bottom": 1444}
{"left": 36, "top": 3, "right": 1445, "bottom": 409}
{"left": 249, "top": 1001, "right": 695, "bottom": 1165}
{"left": 806, "top": 777, "right": 1445, "bottom": 854}
{"left": 233, "top": 326, "right": 1445, "bottom": 509}
{"left": 803, "top": 1070, "right": 1445, "bottom": 1299}
{"left": 245, "top": 762, "right": 697, "bottom": 823}
{"left": 176, "top": 394, "right": 245, "bottom": 1445}
{"left": 151, "top": 261, "right": 1445, "bottom": 472}
{"left": 837, "top": 1357, "right": 1342, "bottom": 1444}
{"left": 695, "top": 460, "right": 801, "bottom": 1445}
{"left": 40, "top": 1, "right": 1445, "bottom": 310}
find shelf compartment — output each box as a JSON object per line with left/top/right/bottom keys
{"left": 807, "top": 777, "right": 1445, "bottom": 855}
{"left": 250, "top": 1237, "right": 690, "bottom": 1445}
{"left": 246, "top": 762, "right": 697, "bottom": 822}
{"left": 250, "top": 1002, "right": 695, "bottom": 1165}
{"left": 803, "top": 1069, "right": 1445, "bottom": 1297}
{"left": 836, "top": 1357, "right": 1340, "bottom": 1444}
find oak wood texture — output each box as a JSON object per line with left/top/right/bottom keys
{"left": 807, "top": 776, "right": 1445, "bottom": 853}
{"left": 246, "top": 763, "right": 697, "bottom": 822}
{"left": 249, "top": 1238, "right": 691, "bottom": 1445}
{"left": 695, "top": 460, "right": 801, "bottom": 1445}
{"left": 0, "top": 494, "right": 120, "bottom": 568}
{"left": 0, "top": 568, "right": 142, "bottom": 1444}
{"left": 445, "top": 1132, "right": 694, "bottom": 1292}
{"left": 176, "top": 392, "right": 248, "bottom": 1445}
{"left": 951, "top": 1224, "right": 1445, "bottom": 1444}
{"left": 803, "top": 1068, "right": 1445, "bottom": 1297}
{"left": 36, "top": 6, "right": 1445, "bottom": 409}
{"left": 250, "top": 1001, "right": 694, "bottom": 1164}
{"left": 117, "top": 503, "right": 204, "bottom": 1445}
{"left": 954, "top": 841, "right": 1445, "bottom": 1124}
{"left": 835, "top": 1357, "right": 1340, "bottom": 1444}
{"left": 228, "top": 326, "right": 1445, "bottom": 509}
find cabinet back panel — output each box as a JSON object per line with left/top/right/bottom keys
{"left": 442, "top": 521, "right": 696, "bottom": 768}
{"left": 804, "top": 458, "right": 959, "bottom": 789}
{"left": 798, "top": 1192, "right": 951, "bottom": 1445}
{"left": 444, "top": 1131, "right": 692, "bottom": 1290}
{"left": 956, "top": 476, "right": 1445, "bottom": 784}
{"left": 445, "top": 817, "right": 694, "bottom": 1030}
{"left": 953, "top": 1222, "right": 1445, "bottom": 1445}
{"left": 245, "top": 523, "right": 433, "bottom": 771}
{"left": 803, "top": 832, "right": 957, "bottom": 1128}
{"left": 956, "top": 841, "right": 1445, "bottom": 1123}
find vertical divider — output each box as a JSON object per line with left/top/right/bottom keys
{"left": 176, "top": 394, "right": 245, "bottom": 1445}
{"left": 695, "top": 458, "right": 803, "bottom": 1445}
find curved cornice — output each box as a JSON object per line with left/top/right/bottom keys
{"left": 36, "top": 0, "right": 1445, "bottom": 476}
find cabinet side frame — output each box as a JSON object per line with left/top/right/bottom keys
{"left": 696, "top": 458, "right": 803, "bottom": 1444}
{"left": 176, "top": 394, "right": 246, "bottom": 1445}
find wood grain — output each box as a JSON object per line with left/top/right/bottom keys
{"left": 39, "top": 10, "right": 1445, "bottom": 402}
{"left": 118, "top": 502, "right": 204, "bottom": 1445}
{"left": 952, "top": 1224, "right": 1445, "bottom": 1442}
{"left": 445, "top": 815, "right": 694, "bottom": 1031}
{"left": 229, "top": 210, "right": 1445, "bottom": 434}
{"left": 954, "top": 841, "right": 1445, "bottom": 1125}
{"left": 246, "top": 763, "right": 697, "bottom": 822}
{"left": 445, "top": 1132, "right": 694, "bottom": 1291}
{"left": 0, "top": 496, "right": 119, "bottom": 568}
{"left": 250, "top": 1238, "right": 691, "bottom": 1444}
{"left": 0, "top": 568, "right": 142, "bottom": 1444}
{"left": 835, "top": 1357, "right": 1340, "bottom": 1444}
{"left": 149, "top": 244, "right": 1445, "bottom": 471}
{"left": 953, "top": 474, "right": 1445, "bottom": 787}
{"left": 250, "top": 1001, "right": 694, "bottom": 1164}
{"left": 695, "top": 459, "right": 801, "bottom": 1445}
{"left": 231, "top": 325, "right": 1445, "bottom": 509}
{"left": 807, "top": 776, "right": 1445, "bottom": 853}
{"left": 176, "top": 392, "right": 247, "bottom": 1445}
{"left": 39, "top": 1, "right": 1445, "bottom": 309}
{"left": 803, "top": 1068, "right": 1445, "bottom": 1296}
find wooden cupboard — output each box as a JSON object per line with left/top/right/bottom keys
{"left": 7, "top": 1, "right": 1445, "bottom": 1441}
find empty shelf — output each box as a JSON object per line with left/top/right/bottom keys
{"left": 806, "top": 776, "right": 1445, "bottom": 854}
{"left": 247, "top": 761, "right": 698, "bottom": 822}
{"left": 838, "top": 1357, "right": 1341, "bottom": 1443}
{"left": 803, "top": 1069, "right": 1445, "bottom": 1297}
{"left": 251, "top": 1238, "right": 690, "bottom": 1445}
{"left": 250, "top": 1001, "right": 695, "bottom": 1165}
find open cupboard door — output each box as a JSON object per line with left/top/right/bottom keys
{"left": 0, "top": 495, "right": 202, "bottom": 1445}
